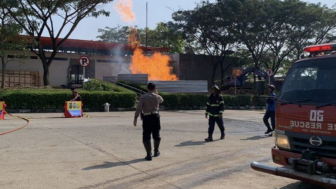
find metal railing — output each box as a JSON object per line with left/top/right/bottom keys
{"left": 104, "top": 78, "right": 146, "bottom": 96}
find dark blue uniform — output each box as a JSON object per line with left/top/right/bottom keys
{"left": 206, "top": 94, "right": 225, "bottom": 140}
{"left": 264, "top": 92, "right": 277, "bottom": 132}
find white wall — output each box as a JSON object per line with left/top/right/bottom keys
{"left": 49, "top": 60, "right": 70, "bottom": 87}
{"left": 1, "top": 51, "right": 132, "bottom": 87}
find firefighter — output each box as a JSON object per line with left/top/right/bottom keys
{"left": 205, "top": 85, "right": 225, "bottom": 142}
{"left": 133, "top": 83, "right": 164, "bottom": 161}
{"left": 264, "top": 85, "right": 277, "bottom": 136}
{"left": 70, "top": 88, "right": 82, "bottom": 101}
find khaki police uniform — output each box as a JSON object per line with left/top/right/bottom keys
{"left": 135, "top": 92, "right": 164, "bottom": 159}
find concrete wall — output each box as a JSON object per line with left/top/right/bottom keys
{"left": 169, "top": 54, "right": 180, "bottom": 77}
{"left": 170, "top": 54, "right": 239, "bottom": 86}
{"left": 118, "top": 74, "right": 148, "bottom": 84}
{"left": 1, "top": 56, "right": 43, "bottom": 86}
{"left": 152, "top": 80, "right": 208, "bottom": 93}
{"left": 95, "top": 62, "right": 131, "bottom": 80}
{"left": 0, "top": 52, "right": 132, "bottom": 87}
{"left": 1, "top": 51, "right": 238, "bottom": 88}
{"left": 49, "top": 60, "right": 70, "bottom": 87}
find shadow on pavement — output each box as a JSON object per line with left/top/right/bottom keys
{"left": 280, "top": 182, "right": 326, "bottom": 189}
{"left": 175, "top": 139, "right": 223, "bottom": 147}
{"left": 175, "top": 140, "right": 207, "bottom": 147}
{"left": 240, "top": 136, "right": 270, "bottom": 141}
{"left": 83, "top": 158, "right": 145, "bottom": 170}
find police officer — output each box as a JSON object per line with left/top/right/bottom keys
{"left": 264, "top": 85, "right": 277, "bottom": 136}
{"left": 134, "top": 83, "right": 164, "bottom": 161}
{"left": 205, "top": 85, "right": 225, "bottom": 141}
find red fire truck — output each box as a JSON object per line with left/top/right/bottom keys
{"left": 251, "top": 43, "right": 336, "bottom": 188}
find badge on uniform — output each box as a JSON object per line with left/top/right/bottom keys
{"left": 216, "top": 100, "right": 219, "bottom": 103}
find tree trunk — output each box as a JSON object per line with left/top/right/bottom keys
{"left": 211, "top": 64, "right": 218, "bottom": 86}
{"left": 1, "top": 56, "right": 5, "bottom": 89}
{"left": 220, "top": 61, "right": 224, "bottom": 88}
{"left": 253, "top": 64, "right": 258, "bottom": 95}
{"left": 42, "top": 58, "right": 50, "bottom": 86}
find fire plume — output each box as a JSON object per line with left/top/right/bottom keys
{"left": 127, "top": 27, "right": 140, "bottom": 48}
{"left": 130, "top": 48, "right": 178, "bottom": 81}
{"left": 128, "top": 28, "right": 178, "bottom": 81}
{"left": 114, "top": 0, "right": 135, "bottom": 23}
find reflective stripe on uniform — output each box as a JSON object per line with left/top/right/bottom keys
{"left": 208, "top": 101, "right": 224, "bottom": 107}
{"left": 206, "top": 112, "right": 220, "bottom": 117}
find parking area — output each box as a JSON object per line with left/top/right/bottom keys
{"left": 0, "top": 110, "right": 322, "bottom": 189}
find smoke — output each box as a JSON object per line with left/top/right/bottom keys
{"left": 114, "top": 0, "right": 136, "bottom": 23}
{"left": 110, "top": 45, "right": 131, "bottom": 76}
{"left": 127, "top": 28, "right": 178, "bottom": 81}
{"left": 112, "top": 0, "right": 178, "bottom": 81}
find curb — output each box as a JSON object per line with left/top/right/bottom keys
{"left": 6, "top": 106, "right": 266, "bottom": 113}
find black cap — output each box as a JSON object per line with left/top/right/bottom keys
{"left": 268, "top": 85, "right": 275, "bottom": 90}
{"left": 147, "top": 83, "right": 156, "bottom": 90}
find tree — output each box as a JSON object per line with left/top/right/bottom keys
{"left": 1, "top": 0, "right": 114, "bottom": 86}
{"left": 146, "top": 22, "right": 185, "bottom": 54}
{"left": 173, "top": 0, "right": 237, "bottom": 86}
{"left": 97, "top": 25, "right": 131, "bottom": 43}
{"left": 291, "top": 3, "right": 336, "bottom": 60}
{"left": 0, "top": 7, "right": 28, "bottom": 89}
{"left": 226, "top": 0, "right": 271, "bottom": 91}
{"left": 261, "top": 0, "right": 317, "bottom": 74}
{"left": 259, "top": 1, "right": 336, "bottom": 75}
{"left": 96, "top": 23, "right": 185, "bottom": 54}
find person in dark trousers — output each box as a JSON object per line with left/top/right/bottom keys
{"left": 205, "top": 85, "right": 225, "bottom": 142}
{"left": 134, "top": 83, "right": 164, "bottom": 161}
{"left": 70, "top": 88, "right": 82, "bottom": 101}
{"left": 264, "top": 85, "right": 277, "bottom": 136}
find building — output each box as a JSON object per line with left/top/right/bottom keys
{"left": 0, "top": 37, "right": 168, "bottom": 88}
{"left": 0, "top": 36, "right": 240, "bottom": 89}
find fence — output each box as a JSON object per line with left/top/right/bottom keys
{"left": 0, "top": 70, "right": 41, "bottom": 88}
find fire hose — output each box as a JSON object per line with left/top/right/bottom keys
{"left": 0, "top": 113, "right": 30, "bottom": 136}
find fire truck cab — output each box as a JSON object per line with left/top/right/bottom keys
{"left": 251, "top": 44, "right": 336, "bottom": 188}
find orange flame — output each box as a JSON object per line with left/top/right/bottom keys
{"left": 114, "top": 0, "right": 136, "bottom": 23}
{"left": 127, "top": 27, "right": 141, "bottom": 48}
{"left": 130, "top": 48, "right": 178, "bottom": 81}
{"left": 128, "top": 28, "right": 178, "bottom": 81}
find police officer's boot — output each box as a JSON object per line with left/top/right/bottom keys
{"left": 205, "top": 133, "right": 213, "bottom": 142}
{"left": 153, "top": 139, "right": 161, "bottom": 157}
{"left": 143, "top": 140, "right": 152, "bottom": 161}
{"left": 220, "top": 132, "right": 225, "bottom": 140}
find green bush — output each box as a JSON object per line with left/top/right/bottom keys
{"left": 0, "top": 87, "right": 266, "bottom": 110}
{"left": 161, "top": 93, "right": 208, "bottom": 107}
{"left": 253, "top": 95, "right": 267, "bottom": 107}
{"left": 84, "top": 79, "right": 130, "bottom": 92}
{"left": 160, "top": 93, "right": 264, "bottom": 108}
{"left": 0, "top": 89, "right": 136, "bottom": 109}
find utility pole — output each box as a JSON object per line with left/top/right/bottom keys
{"left": 146, "top": 2, "right": 148, "bottom": 55}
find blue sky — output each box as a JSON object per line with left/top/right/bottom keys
{"left": 47, "top": 0, "right": 335, "bottom": 40}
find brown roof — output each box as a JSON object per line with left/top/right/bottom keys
{"left": 38, "top": 36, "right": 169, "bottom": 52}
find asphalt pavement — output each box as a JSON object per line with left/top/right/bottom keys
{"left": 0, "top": 110, "right": 325, "bottom": 189}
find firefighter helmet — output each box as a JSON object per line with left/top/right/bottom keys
{"left": 211, "top": 85, "right": 220, "bottom": 92}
